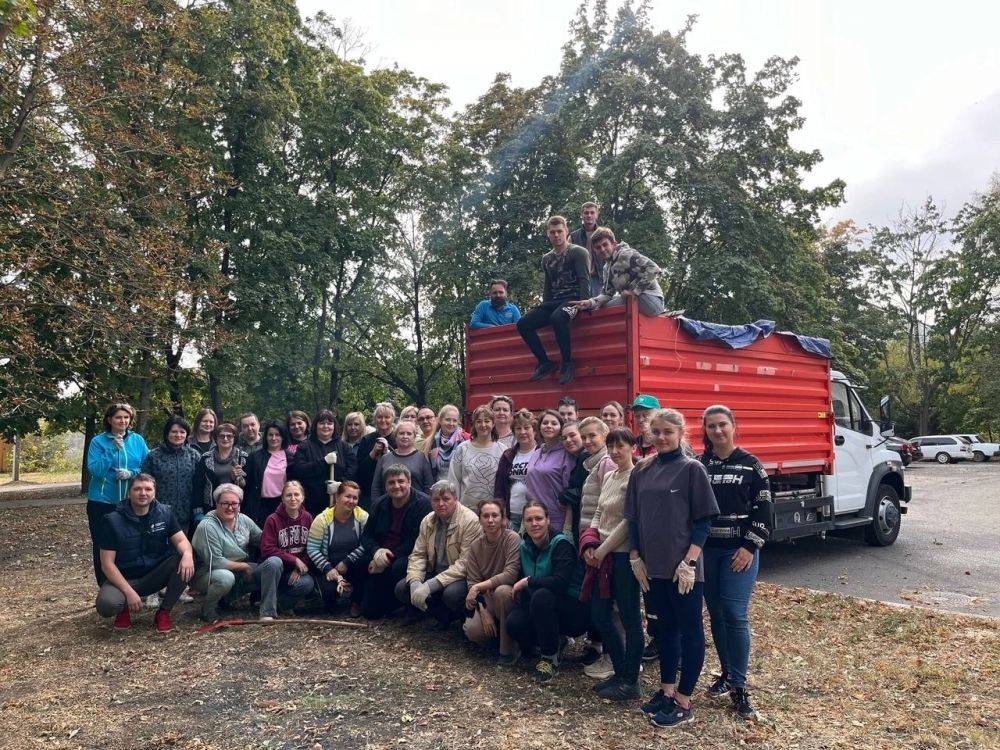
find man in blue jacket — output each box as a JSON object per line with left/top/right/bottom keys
{"left": 469, "top": 279, "right": 521, "bottom": 329}
{"left": 95, "top": 473, "right": 194, "bottom": 633}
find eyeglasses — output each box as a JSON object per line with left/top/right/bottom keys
{"left": 217, "top": 433, "right": 235, "bottom": 440}
{"left": 217, "top": 501, "right": 240, "bottom": 508}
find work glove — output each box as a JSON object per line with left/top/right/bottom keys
{"left": 673, "top": 560, "right": 696, "bottom": 595}
{"left": 116, "top": 469, "right": 132, "bottom": 481}
{"left": 629, "top": 556, "right": 650, "bottom": 593}
{"left": 112, "top": 437, "right": 125, "bottom": 450}
{"left": 324, "top": 451, "right": 338, "bottom": 465}
{"left": 410, "top": 580, "right": 431, "bottom": 612}
{"left": 326, "top": 479, "right": 341, "bottom": 496}
{"left": 370, "top": 547, "right": 393, "bottom": 573}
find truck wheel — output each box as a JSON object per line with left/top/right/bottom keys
{"left": 935, "top": 452, "right": 951, "bottom": 464}
{"left": 973, "top": 451, "right": 986, "bottom": 462}
{"left": 865, "top": 485, "right": 901, "bottom": 546}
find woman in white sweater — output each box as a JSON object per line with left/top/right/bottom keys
{"left": 448, "top": 405, "right": 506, "bottom": 509}
{"left": 580, "top": 428, "right": 641, "bottom": 701}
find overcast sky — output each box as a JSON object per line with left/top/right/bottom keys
{"left": 297, "top": 0, "right": 1000, "bottom": 228}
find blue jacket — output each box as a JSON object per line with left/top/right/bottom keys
{"left": 470, "top": 300, "right": 521, "bottom": 329}
{"left": 99, "top": 500, "right": 182, "bottom": 580}
{"left": 87, "top": 431, "right": 150, "bottom": 505}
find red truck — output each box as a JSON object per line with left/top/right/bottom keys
{"left": 466, "top": 302, "right": 910, "bottom": 545}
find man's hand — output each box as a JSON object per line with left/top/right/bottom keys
{"left": 125, "top": 588, "right": 143, "bottom": 613}
{"left": 465, "top": 582, "right": 482, "bottom": 610}
{"left": 369, "top": 548, "right": 393, "bottom": 574}
{"left": 731, "top": 547, "right": 755, "bottom": 573}
{"left": 621, "top": 289, "right": 637, "bottom": 298}
{"left": 572, "top": 299, "right": 595, "bottom": 310}
{"left": 178, "top": 553, "right": 195, "bottom": 583}
{"left": 410, "top": 581, "right": 431, "bottom": 611}
{"left": 512, "top": 576, "right": 529, "bottom": 595}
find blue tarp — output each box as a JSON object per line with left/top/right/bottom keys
{"left": 676, "top": 317, "right": 831, "bottom": 358}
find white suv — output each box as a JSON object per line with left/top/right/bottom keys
{"left": 953, "top": 434, "right": 998, "bottom": 462}
{"left": 910, "top": 435, "right": 972, "bottom": 464}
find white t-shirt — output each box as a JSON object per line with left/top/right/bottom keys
{"left": 508, "top": 449, "right": 533, "bottom": 517}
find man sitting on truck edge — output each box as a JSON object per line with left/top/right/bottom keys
{"left": 572, "top": 227, "right": 665, "bottom": 318}
{"left": 516, "top": 215, "right": 590, "bottom": 385}
{"left": 470, "top": 279, "right": 521, "bottom": 329}
{"left": 569, "top": 201, "right": 603, "bottom": 297}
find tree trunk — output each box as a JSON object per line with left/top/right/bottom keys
{"left": 209, "top": 372, "right": 223, "bottom": 422}
{"left": 313, "top": 285, "right": 329, "bottom": 412}
{"left": 81, "top": 412, "right": 96, "bottom": 495}
{"left": 137, "top": 375, "right": 152, "bottom": 436}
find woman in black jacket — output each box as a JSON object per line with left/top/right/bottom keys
{"left": 245, "top": 419, "right": 296, "bottom": 526}
{"left": 354, "top": 402, "right": 397, "bottom": 509}
{"left": 288, "top": 409, "right": 357, "bottom": 516}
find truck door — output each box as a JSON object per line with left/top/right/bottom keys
{"left": 827, "top": 380, "right": 873, "bottom": 513}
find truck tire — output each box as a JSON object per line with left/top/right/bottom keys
{"left": 935, "top": 452, "right": 951, "bottom": 464}
{"left": 973, "top": 451, "right": 986, "bottom": 462}
{"left": 865, "top": 485, "right": 901, "bottom": 546}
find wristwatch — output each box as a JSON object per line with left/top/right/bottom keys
{"left": 684, "top": 559, "right": 697, "bottom": 567}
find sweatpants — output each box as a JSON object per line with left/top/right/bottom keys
{"left": 506, "top": 587, "right": 590, "bottom": 660}
{"left": 87, "top": 501, "right": 117, "bottom": 586}
{"left": 95, "top": 553, "right": 186, "bottom": 617}
{"left": 589, "top": 552, "right": 644, "bottom": 682}
{"left": 463, "top": 584, "right": 516, "bottom": 656}
{"left": 648, "top": 578, "right": 705, "bottom": 696}
{"left": 317, "top": 565, "right": 367, "bottom": 611}
{"left": 257, "top": 556, "right": 315, "bottom": 617}
{"left": 394, "top": 576, "right": 468, "bottom": 625}
{"left": 361, "top": 555, "right": 408, "bottom": 620}
{"left": 516, "top": 300, "right": 575, "bottom": 365}
{"left": 192, "top": 562, "right": 262, "bottom": 620}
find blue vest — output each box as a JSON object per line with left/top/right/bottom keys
{"left": 101, "top": 501, "right": 178, "bottom": 580}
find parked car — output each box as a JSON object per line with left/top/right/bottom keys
{"left": 952, "top": 434, "right": 998, "bottom": 462}
{"left": 910, "top": 435, "right": 972, "bottom": 464}
{"left": 886, "top": 436, "right": 921, "bottom": 466}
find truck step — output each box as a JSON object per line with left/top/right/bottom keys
{"left": 833, "top": 517, "right": 872, "bottom": 530}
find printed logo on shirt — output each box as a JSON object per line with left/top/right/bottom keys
{"left": 277, "top": 525, "right": 309, "bottom": 551}
{"left": 710, "top": 473, "right": 747, "bottom": 485}
{"left": 149, "top": 521, "right": 167, "bottom": 533}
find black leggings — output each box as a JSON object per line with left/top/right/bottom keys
{"left": 86, "top": 501, "right": 117, "bottom": 586}
{"left": 516, "top": 301, "right": 574, "bottom": 364}
{"left": 506, "top": 587, "right": 590, "bottom": 658}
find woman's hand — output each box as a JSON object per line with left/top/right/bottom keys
{"left": 295, "top": 558, "right": 309, "bottom": 574}
{"left": 583, "top": 548, "right": 600, "bottom": 568}
{"left": 731, "top": 547, "right": 755, "bottom": 573}
{"left": 326, "top": 568, "right": 341, "bottom": 582}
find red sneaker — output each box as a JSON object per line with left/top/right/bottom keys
{"left": 154, "top": 609, "right": 174, "bottom": 633}
{"left": 113, "top": 609, "right": 132, "bottom": 630}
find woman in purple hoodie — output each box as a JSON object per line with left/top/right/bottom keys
{"left": 524, "top": 410, "right": 575, "bottom": 533}
{"left": 258, "top": 481, "right": 315, "bottom": 620}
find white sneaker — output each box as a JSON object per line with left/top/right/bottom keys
{"left": 584, "top": 653, "right": 615, "bottom": 680}
{"left": 259, "top": 615, "right": 275, "bottom": 622}
{"left": 178, "top": 590, "right": 194, "bottom": 603}
{"left": 144, "top": 593, "right": 161, "bottom": 609}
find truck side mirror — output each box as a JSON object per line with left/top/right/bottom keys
{"left": 878, "top": 395, "right": 894, "bottom": 437}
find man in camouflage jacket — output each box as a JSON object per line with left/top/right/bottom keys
{"left": 573, "top": 226, "right": 666, "bottom": 317}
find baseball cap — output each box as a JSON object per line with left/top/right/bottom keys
{"left": 631, "top": 394, "right": 660, "bottom": 410}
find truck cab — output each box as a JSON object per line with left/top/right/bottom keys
{"left": 762, "top": 371, "right": 911, "bottom": 546}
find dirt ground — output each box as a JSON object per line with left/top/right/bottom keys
{"left": 0, "top": 506, "right": 996, "bottom": 750}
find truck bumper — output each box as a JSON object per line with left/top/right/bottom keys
{"left": 902, "top": 484, "right": 912, "bottom": 504}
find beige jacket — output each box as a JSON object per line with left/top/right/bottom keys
{"left": 406, "top": 503, "right": 482, "bottom": 588}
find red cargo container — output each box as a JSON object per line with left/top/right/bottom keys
{"left": 465, "top": 302, "right": 833, "bottom": 476}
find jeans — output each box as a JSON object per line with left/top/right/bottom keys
{"left": 516, "top": 300, "right": 575, "bottom": 364}
{"left": 506, "top": 587, "right": 590, "bottom": 660}
{"left": 395, "top": 576, "right": 468, "bottom": 625}
{"left": 703, "top": 545, "right": 758, "bottom": 689}
{"left": 95, "top": 553, "right": 186, "bottom": 616}
{"left": 257, "top": 556, "right": 315, "bottom": 617}
{"left": 361, "top": 555, "right": 408, "bottom": 620}
{"left": 647, "top": 578, "right": 705, "bottom": 696}
{"left": 604, "top": 292, "right": 665, "bottom": 317}
{"left": 87, "top": 501, "right": 117, "bottom": 585}
{"left": 589, "top": 553, "right": 644, "bottom": 682}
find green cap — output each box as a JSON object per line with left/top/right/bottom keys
{"left": 631, "top": 394, "right": 660, "bottom": 410}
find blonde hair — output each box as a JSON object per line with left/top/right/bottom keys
{"left": 578, "top": 416, "right": 609, "bottom": 434}
{"left": 341, "top": 411, "right": 367, "bottom": 442}
{"left": 638, "top": 408, "right": 689, "bottom": 470}
{"left": 422, "top": 404, "right": 461, "bottom": 455}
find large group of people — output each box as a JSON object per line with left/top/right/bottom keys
{"left": 85, "top": 202, "right": 774, "bottom": 728}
